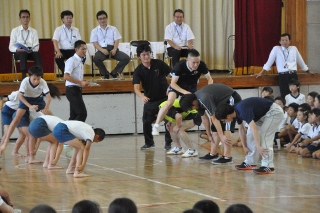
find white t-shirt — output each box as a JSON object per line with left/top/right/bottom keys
{"left": 285, "top": 93, "right": 306, "bottom": 106}
{"left": 5, "top": 91, "right": 20, "bottom": 110}
{"left": 61, "top": 120, "right": 95, "bottom": 142}
{"left": 19, "top": 77, "right": 50, "bottom": 98}
{"left": 40, "top": 115, "right": 64, "bottom": 131}
{"left": 298, "top": 122, "right": 311, "bottom": 140}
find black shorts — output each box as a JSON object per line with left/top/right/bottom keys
{"left": 211, "top": 119, "right": 235, "bottom": 133}
{"left": 168, "top": 85, "right": 197, "bottom": 97}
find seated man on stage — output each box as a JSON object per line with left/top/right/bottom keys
{"left": 90, "top": 10, "right": 130, "bottom": 80}
{"left": 53, "top": 10, "right": 82, "bottom": 75}
{"left": 9, "top": 9, "right": 42, "bottom": 79}
{"left": 164, "top": 9, "right": 195, "bottom": 67}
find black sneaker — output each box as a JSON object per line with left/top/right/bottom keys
{"left": 212, "top": 156, "right": 233, "bottom": 165}
{"left": 104, "top": 75, "right": 110, "bottom": 80}
{"left": 235, "top": 162, "right": 257, "bottom": 170}
{"left": 164, "top": 141, "right": 172, "bottom": 150}
{"left": 111, "top": 72, "right": 118, "bottom": 80}
{"left": 253, "top": 166, "right": 275, "bottom": 174}
{"left": 140, "top": 144, "right": 155, "bottom": 150}
{"left": 199, "top": 153, "right": 219, "bottom": 160}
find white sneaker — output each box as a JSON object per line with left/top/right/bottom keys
{"left": 152, "top": 126, "right": 159, "bottom": 136}
{"left": 167, "top": 147, "right": 184, "bottom": 155}
{"left": 181, "top": 149, "right": 198, "bottom": 158}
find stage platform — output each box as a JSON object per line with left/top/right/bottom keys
{"left": 0, "top": 72, "right": 319, "bottom": 96}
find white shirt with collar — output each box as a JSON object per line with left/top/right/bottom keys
{"left": 262, "top": 45, "right": 308, "bottom": 73}
{"left": 61, "top": 120, "right": 95, "bottom": 142}
{"left": 90, "top": 25, "right": 122, "bottom": 47}
{"left": 52, "top": 24, "right": 81, "bottom": 50}
{"left": 164, "top": 22, "right": 195, "bottom": 48}
{"left": 64, "top": 53, "right": 84, "bottom": 87}
{"left": 19, "top": 77, "right": 50, "bottom": 98}
{"left": 9, "top": 25, "right": 40, "bottom": 52}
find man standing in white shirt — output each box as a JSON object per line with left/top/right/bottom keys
{"left": 164, "top": 9, "right": 195, "bottom": 67}
{"left": 90, "top": 10, "right": 130, "bottom": 80}
{"left": 9, "top": 9, "right": 42, "bottom": 79}
{"left": 64, "top": 40, "right": 89, "bottom": 122}
{"left": 256, "top": 33, "right": 314, "bottom": 98}
{"left": 53, "top": 10, "right": 82, "bottom": 75}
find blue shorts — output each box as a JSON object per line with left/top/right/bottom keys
{"left": 52, "top": 123, "right": 75, "bottom": 143}
{"left": 18, "top": 96, "right": 45, "bottom": 111}
{"left": 29, "top": 117, "right": 51, "bottom": 138}
{"left": 1, "top": 105, "right": 16, "bottom": 125}
{"left": 307, "top": 143, "right": 320, "bottom": 154}
{"left": 13, "top": 111, "right": 30, "bottom": 128}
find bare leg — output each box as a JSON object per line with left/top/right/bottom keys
{"left": 25, "top": 132, "right": 42, "bottom": 164}
{"left": 66, "top": 148, "right": 78, "bottom": 174}
{"left": 11, "top": 128, "right": 26, "bottom": 157}
{"left": 210, "top": 132, "right": 220, "bottom": 155}
{"left": 65, "top": 139, "right": 89, "bottom": 177}
{"left": 178, "top": 120, "right": 196, "bottom": 149}
{"left": 223, "top": 130, "right": 232, "bottom": 158}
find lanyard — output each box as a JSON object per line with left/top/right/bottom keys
{"left": 63, "top": 26, "right": 73, "bottom": 44}
{"left": 100, "top": 27, "right": 109, "bottom": 44}
{"left": 21, "top": 30, "right": 30, "bottom": 45}
{"left": 174, "top": 24, "right": 183, "bottom": 40}
{"left": 282, "top": 47, "right": 289, "bottom": 61}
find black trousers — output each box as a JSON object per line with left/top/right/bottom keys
{"left": 14, "top": 52, "right": 42, "bottom": 79}
{"left": 167, "top": 47, "right": 188, "bottom": 67}
{"left": 66, "top": 86, "right": 87, "bottom": 122}
{"left": 143, "top": 98, "right": 172, "bottom": 146}
{"left": 278, "top": 72, "right": 298, "bottom": 98}
{"left": 55, "top": 49, "right": 75, "bottom": 74}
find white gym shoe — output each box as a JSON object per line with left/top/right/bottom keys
{"left": 167, "top": 147, "right": 184, "bottom": 155}
{"left": 181, "top": 149, "right": 198, "bottom": 158}
{"left": 152, "top": 125, "right": 159, "bottom": 136}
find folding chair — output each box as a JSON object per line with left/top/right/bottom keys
{"left": 163, "top": 41, "right": 172, "bottom": 68}
{"left": 12, "top": 53, "right": 34, "bottom": 82}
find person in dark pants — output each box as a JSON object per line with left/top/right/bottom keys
{"left": 133, "top": 44, "right": 172, "bottom": 150}
{"left": 164, "top": 9, "right": 195, "bottom": 67}
{"left": 256, "top": 33, "right": 314, "bottom": 98}
{"left": 90, "top": 10, "right": 130, "bottom": 80}
{"left": 53, "top": 10, "right": 82, "bottom": 75}
{"left": 64, "top": 40, "right": 89, "bottom": 122}
{"left": 9, "top": 9, "right": 42, "bottom": 79}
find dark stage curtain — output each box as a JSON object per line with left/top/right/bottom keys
{"left": 234, "top": 0, "right": 282, "bottom": 75}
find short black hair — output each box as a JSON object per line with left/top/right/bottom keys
{"left": 288, "top": 103, "right": 299, "bottom": 112}
{"left": 108, "top": 197, "right": 137, "bottom": 213}
{"left": 312, "top": 108, "right": 320, "bottom": 117}
{"left": 61, "top": 10, "right": 73, "bottom": 19}
{"left": 225, "top": 204, "right": 253, "bottom": 213}
{"left": 262, "top": 86, "right": 273, "bottom": 94}
{"left": 288, "top": 78, "right": 300, "bottom": 87}
{"left": 94, "top": 128, "right": 105, "bottom": 141}
{"left": 179, "top": 94, "right": 197, "bottom": 112}
{"left": 299, "top": 103, "right": 311, "bottom": 111}
{"left": 19, "top": 9, "right": 30, "bottom": 17}
{"left": 308, "top": 91, "right": 318, "bottom": 99}
{"left": 96, "top": 10, "right": 108, "bottom": 19}
{"left": 193, "top": 199, "right": 220, "bottom": 213}
{"left": 74, "top": 40, "right": 86, "bottom": 49}
{"left": 173, "top": 9, "right": 184, "bottom": 17}
{"left": 281, "top": 33, "right": 291, "bottom": 40}
{"left": 28, "top": 66, "right": 43, "bottom": 77}
{"left": 188, "top": 49, "right": 200, "bottom": 58}
{"left": 275, "top": 96, "right": 286, "bottom": 106}
{"left": 30, "top": 204, "right": 56, "bottom": 213}
{"left": 136, "top": 44, "right": 151, "bottom": 57}
{"left": 215, "top": 104, "right": 235, "bottom": 120}
{"left": 72, "top": 200, "right": 100, "bottom": 213}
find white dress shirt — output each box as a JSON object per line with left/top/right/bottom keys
{"left": 64, "top": 53, "right": 84, "bottom": 87}
{"left": 164, "top": 22, "right": 195, "bottom": 47}
{"left": 90, "top": 25, "right": 122, "bottom": 47}
{"left": 263, "top": 46, "right": 308, "bottom": 73}
{"left": 52, "top": 24, "right": 81, "bottom": 49}
{"left": 9, "top": 25, "right": 40, "bottom": 52}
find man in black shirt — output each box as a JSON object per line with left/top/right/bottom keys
{"left": 133, "top": 44, "right": 172, "bottom": 150}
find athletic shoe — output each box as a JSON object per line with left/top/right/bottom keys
{"left": 235, "top": 162, "right": 257, "bottom": 170}
{"left": 140, "top": 144, "right": 155, "bottom": 150}
{"left": 253, "top": 166, "right": 275, "bottom": 174}
{"left": 212, "top": 156, "right": 233, "bottom": 164}
{"left": 181, "top": 149, "right": 198, "bottom": 158}
{"left": 111, "top": 72, "right": 118, "bottom": 80}
{"left": 152, "top": 126, "right": 159, "bottom": 136}
{"left": 283, "top": 143, "right": 290, "bottom": 147}
{"left": 198, "top": 153, "right": 220, "bottom": 160}
{"left": 167, "top": 147, "right": 184, "bottom": 155}
{"left": 164, "top": 141, "right": 172, "bottom": 150}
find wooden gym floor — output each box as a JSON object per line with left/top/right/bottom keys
{"left": 0, "top": 131, "right": 320, "bottom": 213}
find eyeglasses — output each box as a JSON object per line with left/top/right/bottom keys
{"left": 174, "top": 16, "right": 183, "bottom": 19}
{"left": 20, "top": 16, "right": 30, "bottom": 19}
{"left": 98, "top": 17, "right": 107, "bottom": 21}
{"left": 140, "top": 53, "right": 151, "bottom": 57}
